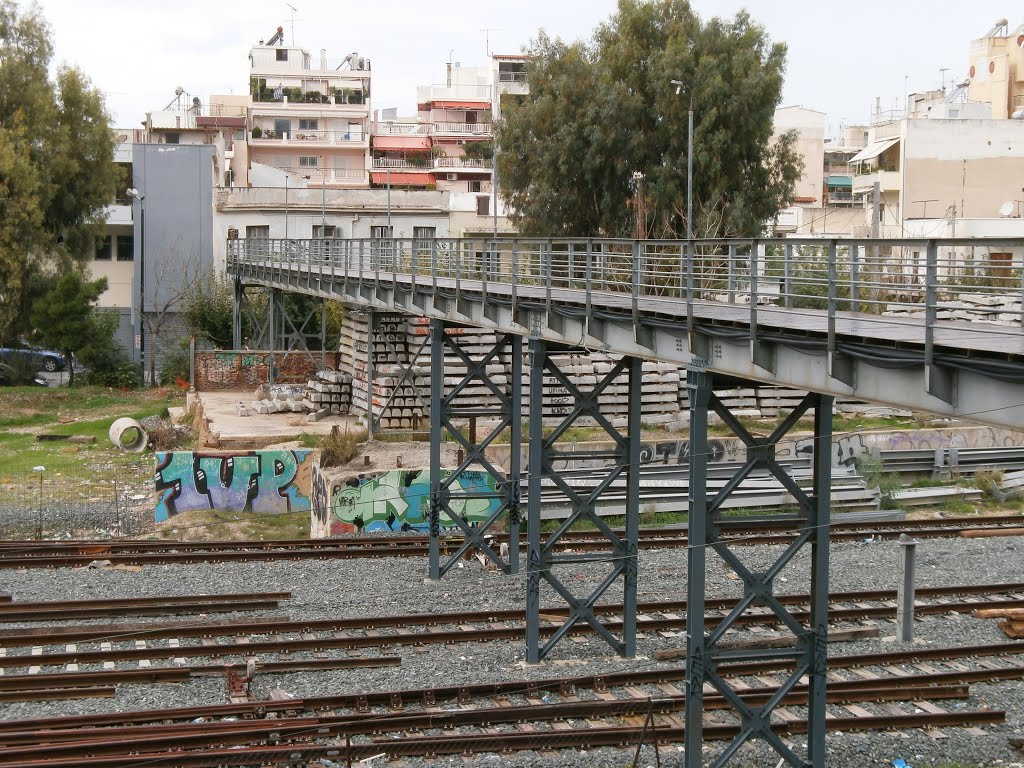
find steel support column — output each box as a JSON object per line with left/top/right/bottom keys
{"left": 685, "top": 368, "right": 833, "bottom": 768}
{"left": 232, "top": 279, "right": 243, "bottom": 351}
{"left": 429, "top": 319, "right": 522, "bottom": 579}
{"left": 525, "top": 339, "right": 642, "bottom": 662}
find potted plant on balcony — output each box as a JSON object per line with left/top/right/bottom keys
{"left": 251, "top": 125, "right": 263, "bottom": 139}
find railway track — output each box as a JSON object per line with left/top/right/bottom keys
{"left": 0, "top": 513, "right": 1021, "bottom": 568}
{"left": 1, "top": 582, "right": 1022, "bottom": 687}
{"left": 0, "top": 644, "right": 1016, "bottom": 766}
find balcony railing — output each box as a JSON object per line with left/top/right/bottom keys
{"left": 853, "top": 169, "right": 900, "bottom": 193}
{"left": 434, "top": 157, "right": 492, "bottom": 170}
{"left": 252, "top": 130, "right": 366, "bottom": 144}
{"left": 372, "top": 157, "right": 432, "bottom": 170}
{"left": 376, "top": 123, "right": 431, "bottom": 136}
{"left": 278, "top": 167, "right": 367, "bottom": 183}
{"left": 433, "top": 122, "right": 491, "bottom": 136}
{"left": 498, "top": 71, "right": 527, "bottom": 82}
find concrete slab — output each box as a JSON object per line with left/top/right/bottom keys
{"left": 194, "top": 390, "right": 361, "bottom": 448}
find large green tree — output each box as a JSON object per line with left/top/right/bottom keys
{"left": 496, "top": 0, "right": 802, "bottom": 238}
{"left": 0, "top": 1, "right": 118, "bottom": 338}
{"left": 31, "top": 270, "right": 107, "bottom": 386}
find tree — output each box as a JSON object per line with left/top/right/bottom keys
{"left": 0, "top": 1, "right": 118, "bottom": 339}
{"left": 495, "top": 0, "right": 802, "bottom": 239}
{"left": 30, "top": 270, "right": 107, "bottom": 386}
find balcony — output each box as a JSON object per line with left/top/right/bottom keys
{"left": 853, "top": 169, "right": 901, "bottom": 194}
{"left": 376, "top": 123, "right": 430, "bottom": 136}
{"left": 251, "top": 129, "right": 368, "bottom": 147}
{"left": 434, "top": 157, "right": 492, "bottom": 171}
{"left": 433, "top": 122, "right": 491, "bottom": 137}
{"left": 372, "top": 157, "right": 433, "bottom": 172}
{"left": 279, "top": 167, "right": 367, "bottom": 185}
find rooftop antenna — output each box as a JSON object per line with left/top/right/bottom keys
{"left": 480, "top": 28, "right": 503, "bottom": 57}
{"left": 286, "top": 3, "right": 298, "bottom": 45}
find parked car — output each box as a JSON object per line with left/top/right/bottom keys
{"left": 0, "top": 340, "right": 67, "bottom": 373}
{"left": 0, "top": 363, "right": 47, "bottom": 387}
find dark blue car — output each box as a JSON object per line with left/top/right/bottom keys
{"left": 0, "top": 340, "right": 67, "bottom": 373}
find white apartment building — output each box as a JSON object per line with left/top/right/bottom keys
{"left": 248, "top": 34, "right": 371, "bottom": 189}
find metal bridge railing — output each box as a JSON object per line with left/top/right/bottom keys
{"left": 227, "top": 237, "right": 1024, "bottom": 342}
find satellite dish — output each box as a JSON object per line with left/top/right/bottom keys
{"left": 998, "top": 200, "right": 1015, "bottom": 217}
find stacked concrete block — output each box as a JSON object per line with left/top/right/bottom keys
{"left": 340, "top": 312, "right": 429, "bottom": 430}
{"left": 251, "top": 384, "right": 306, "bottom": 415}
{"left": 304, "top": 369, "right": 352, "bottom": 421}
{"left": 756, "top": 387, "right": 807, "bottom": 418}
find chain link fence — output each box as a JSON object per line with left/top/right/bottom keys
{"left": 0, "top": 458, "right": 155, "bottom": 540}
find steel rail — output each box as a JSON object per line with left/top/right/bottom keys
{"left": 0, "top": 709, "right": 1004, "bottom": 768}
{"left": 1, "top": 581, "right": 1022, "bottom": 648}
{"left": 0, "top": 600, "right": 285, "bottom": 622}
{"left": 2, "top": 523, "right": 1021, "bottom": 568}
{"left": 1, "top": 514, "right": 1021, "bottom": 558}
{"left": 1, "top": 653, "right": 1019, "bottom": 738}
{"left": 0, "top": 687, "right": 116, "bottom": 703}
{"left": 0, "top": 685, "right": 974, "bottom": 762}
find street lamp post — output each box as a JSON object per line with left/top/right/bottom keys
{"left": 126, "top": 187, "right": 145, "bottom": 380}
{"left": 670, "top": 80, "right": 694, "bottom": 242}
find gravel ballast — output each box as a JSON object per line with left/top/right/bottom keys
{"left": 1, "top": 533, "right": 1024, "bottom": 767}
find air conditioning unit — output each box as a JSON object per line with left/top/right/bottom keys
{"left": 457, "top": 139, "right": 466, "bottom": 146}
{"left": 446, "top": 173, "right": 458, "bottom": 181}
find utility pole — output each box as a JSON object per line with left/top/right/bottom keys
{"left": 871, "top": 181, "right": 880, "bottom": 239}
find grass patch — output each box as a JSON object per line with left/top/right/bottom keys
{"left": 0, "top": 386, "right": 184, "bottom": 476}
{"left": 156, "top": 509, "right": 310, "bottom": 540}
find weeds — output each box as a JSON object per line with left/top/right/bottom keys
{"left": 319, "top": 424, "right": 369, "bottom": 468}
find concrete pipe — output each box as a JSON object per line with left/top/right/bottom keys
{"left": 109, "top": 417, "right": 149, "bottom": 453}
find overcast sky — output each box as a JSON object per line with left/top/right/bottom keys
{"left": 27, "top": 0, "right": 1022, "bottom": 137}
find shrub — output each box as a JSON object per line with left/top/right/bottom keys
{"left": 76, "top": 312, "right": 142, "bottom": 388}
{"left": 319, "top": 424, "right": 368, "bottom": 468}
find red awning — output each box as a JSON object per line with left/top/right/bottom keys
{"left": 371, "top": 172, "right": 434, "bottom": 185}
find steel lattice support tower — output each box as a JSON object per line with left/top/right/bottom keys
{"left": 525, "top": 338, "right": 642, "bottom": 663}
{"left": 685, "top": 368, "right": 833, "bottom": 767}
{"left": 428, "top": 319, "right": 522, "bottom": 578}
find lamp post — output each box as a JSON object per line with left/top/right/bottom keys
{"left": 670, "top": 80, "right": 694, "bottom": 242}
{"left": 126, "top": 187, "right": 145, "bottom": 380}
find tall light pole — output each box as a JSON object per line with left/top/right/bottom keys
{"left": 670, "top": 80, "right": 694, "bottom": 242}
{"left": 126, "top": 187, "right": 146, "bottom": 380}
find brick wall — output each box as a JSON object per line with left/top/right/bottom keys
{"left": 195, "top": 351, "right": 341, "bottom": 390}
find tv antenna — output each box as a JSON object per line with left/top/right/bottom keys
{"left": 481, "top": 28, "right": 503, "bottom": 57}
{"left": 286, "top": 3, "right": 298, "bottom": 45}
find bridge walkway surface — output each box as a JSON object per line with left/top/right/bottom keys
{"left": 228, "top": 236, "right": 1024, "bottom": 768}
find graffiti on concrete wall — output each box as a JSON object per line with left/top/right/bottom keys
{"left": 155, "top": 450, "right": 314, "bottom": 522}
{"left": 320, "top": 468, "right": 500, "bottom": 535}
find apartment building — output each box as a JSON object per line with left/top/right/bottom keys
{"left": 851, "top": 117, "right": 1024, "bottom": 238}
{"left": 248, "top": 31, "right": 371, "bottom": 189}
{"left": 966, "top": 19, "right": 1024, "bottom": 119}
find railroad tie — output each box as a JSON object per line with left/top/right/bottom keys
{"left": 65, "top": 644, "right": 77, "bottom": 673}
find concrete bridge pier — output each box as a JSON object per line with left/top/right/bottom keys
{"left": 685, "top": 368, "right": 832, "bottom": 768}
{"left": 428, "top": 319, "right": 523, "bottom": 578}
{"left": 524, "top": 338, "right": 642, "bottom": 663}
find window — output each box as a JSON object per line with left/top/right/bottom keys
{"left": 313, "top": 225, "right": 337, "bottom": 238}
{"left": 371, "top": 226, "right": 393, "bottom": 239}
{"left": 164, "top": 132, "right": 180, "bottom": 145}
{"left": 476, "top": 196, "right": 490, "bottom": 216}
{"left": 116, "top": 235, "right": 134, "bottom": 261}
{"left": 468, "top": 180, "right": 482, "bottom": 193}
{"left": 989, "top": 252, "right": 1013, "bottom": 278}
{"left": 246, "top": 225, "right": 270, "bottom": 239}
{"left": 413, "top": 226, "right": 436, "bottom": 241}
{"left": 95, "top": 236, "right": 112, "bottom": 261}
{"left": 276, "top": 49, "right": 288, "bottom": 62}
{"left": 299, "top": 156, "right": 318, "bottom": 167}
{"left": 299, "top": 119, "right": 318, "bottom": 131}
{"left": 274, "top": 118, "right": 291, "bottom": 137}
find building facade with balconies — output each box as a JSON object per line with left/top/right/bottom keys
{"left": 368, "top": 63, "right": 494, "bottom": 195}
{"left": 248, "top": 39, "right": 372, "bottom": 188}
